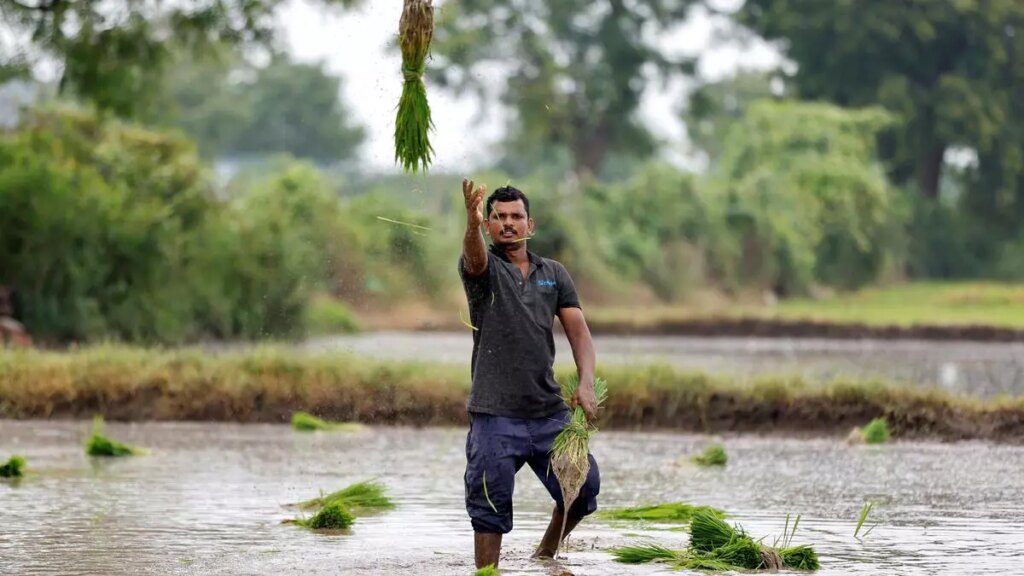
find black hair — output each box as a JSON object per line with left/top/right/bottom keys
{"left": 486, "top": 185, "right": 530, "bottom": 218}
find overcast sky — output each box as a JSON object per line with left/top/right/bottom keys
{"left": 281, "top": 0, "right": 781, "bottom": 174}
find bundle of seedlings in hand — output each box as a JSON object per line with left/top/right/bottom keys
{"left": 394, "top": 0, "right": 435, "bottom": 172}
{"left": 611, "top": 509, "right": 820, "bottom": 571}
{"left": 290, "top": 411, "right": 364, "bottom": 432}
{"left": 294, "top": 480, "right": 394, "bottom": 512}
{"left": 691, "top": 444, "right": 728, "bottom": 467}
{"left": 86, "top": 416, "right": 142, "bottom": 457}
{"left": 550, "top": 375, "right": 608, "bottom": 557}
{"left": 599, "top": 502, "right": 726, "bottom": 524}
{"left": 0, "top": 455, "right": 26, "bottom": 478}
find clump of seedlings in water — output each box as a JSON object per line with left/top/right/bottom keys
{"left": 296, "top": 500, "right": 355, "bottom": 530}
{"left": 550, "top": 375, "right": 609, "bottom": 558}
{"left": 86, "top": 416, "right": 142, "bottom": 457}
{"left": 0, "top": 455, "right": 26, "bottom": 478}
{"left": 290, "top": 411, "right": 364, "bottom": 433}
{"left": 691, "top": 444, "right": 728, "bottom": 467}
{"left": 294, "top": 479, "right": 394, "bottom": 511}
{"left": 611, "top": 509, "right": 820, "bottom": 571}
{"left": 599, "top": 502, "right": 726, "bottom": 524}
{"left": 288, "top": 480, "right": 394, "bottom": 531}
{"left": 861, "top": 417, "right": 890, "bottom": 444}
{"left": 473, "top": 565, "right": 499, "bottom": 576}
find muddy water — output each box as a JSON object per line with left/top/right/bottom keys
{"left": 301, "top": 332, "right": 1024, "bottom": 398}
{"left": 2, "top": 421, "right": 1023, "bottom": 575}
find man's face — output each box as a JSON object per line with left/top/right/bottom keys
{"left": 486, "top": 199, "right": 534, "bottom": 247}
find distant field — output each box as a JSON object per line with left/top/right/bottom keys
{"left": 587, "top": 282, "right": 1024, "bottom": 329}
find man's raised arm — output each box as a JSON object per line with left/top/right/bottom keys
{"left": 462, "top": 178, "right": 488, "bottom": 276}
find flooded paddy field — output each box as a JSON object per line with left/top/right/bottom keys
{"left": 3, "top": 420, "right": 1022, "bottom": 575}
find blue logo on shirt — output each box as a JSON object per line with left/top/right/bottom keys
{"left": 536, "top": 279, "right": 557, "bottom": 287}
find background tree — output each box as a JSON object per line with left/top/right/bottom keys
{"left": 151, "top": 51, "right": 365, "bottom": 164}
{"left": 0, "top": 0, "right": 357, "bottom": 118}
{"left": 682, "top": 70, "right": 780, "bottom": 168}
{"left": 734, "top": 0, "right": 1024, "bottom": 220}
{"left": 430, "top": 0, "right": 697, "bottom": 178}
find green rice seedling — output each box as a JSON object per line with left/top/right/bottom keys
{"left": 290, "top": 411, "right": 364, "bottom": 432}
{"left": 610, "top": 543, "right": 685, "bottom": 564}
{"left": 691, "top": 444, "right": 728, "bottom": 466}
{"left": 599, "top": 502, "right": 726, "bottom": 523}
{"left": 296, "top": 480, "right": 393, "bottom": 511}
{"left": 779, "top": 545, "right": 820, "bottom": 570}
{"left": 0, "top": 455, "right": 26, "bottom": 478}
{"left": 689, "top": 509, "right": 739, "bottom": 552}
{"left": 862, "top": 417, "right": 890, "bottom": 444}
{"left": 473, "top": 565, "right": 499, "bottom": 576}
{"left": 394, "top": 0, "right": 435, "bottom": 172}
{"left": 297, "top": 500, "right": 355, "bottom": 530}
{"left": 711, "top": 538, "right": 764, "bottom": 569}
{"left": 854, "top": 501, "right": 876, "bottom": 539}
{"left": 86, "top": 416, "right": 141, "bottom": 457}
{"left": 550, "top": 376, "right": 608, "bottom": 557}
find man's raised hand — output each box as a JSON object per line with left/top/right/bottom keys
{"left": 463, "top": 178, "right": 485, "bottom": 228}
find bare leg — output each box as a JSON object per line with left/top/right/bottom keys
{"left": 532, "top": 505, "right": 585, "bottom": 558}
{"left": 475, "top": 532, "right": 502, "bottom": 569}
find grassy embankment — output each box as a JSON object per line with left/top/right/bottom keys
{"left": 583, "top": 282, "right": 1024, "bottom": 339}
{"left": 2, "top": 346, "right": 1023, "bottom": 441}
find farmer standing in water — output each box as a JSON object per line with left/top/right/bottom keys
{"left": 459, "top": 178, "right": 601, "bottom": 569}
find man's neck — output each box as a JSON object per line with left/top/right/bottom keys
{"left": 496, "top": 242, "right": 529, "bottom": 264}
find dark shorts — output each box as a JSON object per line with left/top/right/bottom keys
{"left": 464, "top": 409, "right": 601, "bottom": 534}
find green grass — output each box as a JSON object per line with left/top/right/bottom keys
{"left": 2, "top": 345, "right": 1023, "bottom": 442}
{"left": 86, "top": 416, "right": 142, "bottom": 457}
{"left": 775, "top": 282, "right": 1024, "bottom": 328}
{"left": 290, "top": 411, "right": 364, "bottom": 432}
{"left": 691, "top": 444, "right": 728, "bottom": 467}
{"left": 862, "top": 417, "right": 891, "bottom": 444}
{"left": 589, "top": 281, "right": 1024, "bottom": 329}
{"left": 599, "top": 503, "right": 726, "bottom": 523}
{"left": 295, "top": 480, "right": 393, "bottom": 511}
{"left": 0, "top": 455, "right": 26, "bottom": 478}
{"left": 473, "top": 565, "right": 500, "bottom": 576}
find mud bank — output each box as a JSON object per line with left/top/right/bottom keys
{"left": 2, "top": 347, "right": 1022, "bottom": 442}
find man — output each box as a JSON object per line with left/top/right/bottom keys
{"left": 459, "top": 178, "right": 600, "bottom": 569}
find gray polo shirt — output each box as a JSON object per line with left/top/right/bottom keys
{"left": 459, "top": 244, "right": 581, "bottom": 419}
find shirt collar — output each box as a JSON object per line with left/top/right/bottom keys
{"left": 489, "top": 243, "right": 544, "bottom": 267}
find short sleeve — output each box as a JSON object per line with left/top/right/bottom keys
{"left": 555, "top": 262, "right": 581, "bottom": 309}
{"left": 459, "top": 254, "right": 491, "bottom": 305}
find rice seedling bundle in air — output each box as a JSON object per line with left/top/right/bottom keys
{"left": 394, "top": 0, "right": 435, "bottom": 172}
{"left": 611, "top": 509, "right": 821, "bottom": 571}
{"left": 294, "top": 480, "right": 394, "bottom": 511}
{"left": 550, "top": 376, "right": 608, "bottom": 557}
{"left": 862, "top": 417, "right": 890, "bottom": 444}
{"left": 0, "top": 455, "right": 26, "bottom": 478}
{"left": 599, "top": 502, "right": 726, "bottom": 524}
{"left": 691, "top": 444, "right": 728, "bottom": 466}
{"left": 86, "top": 416, "right": 142, "bottom": 457}
{"left": 290, "top": 411, "right": 364, "bottom": 432}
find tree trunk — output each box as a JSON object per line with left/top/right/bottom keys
{"left": 571, "top": 124, "right": 610, "bottom": 179}
{"left": 917, "top": 145, "right": 945, "bottom": 200}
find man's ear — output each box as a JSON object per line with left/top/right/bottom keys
{"left": 528, "top": 217, "right": 535, "bottom": 235}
